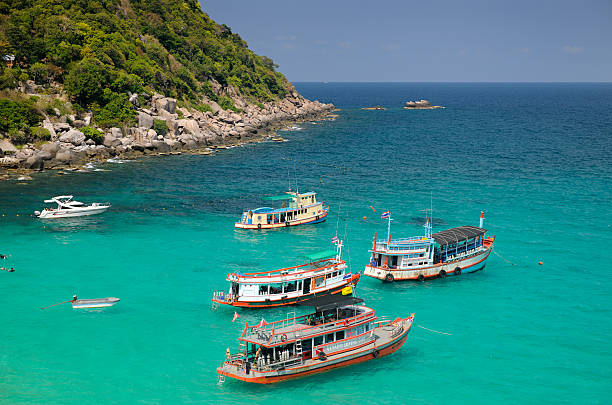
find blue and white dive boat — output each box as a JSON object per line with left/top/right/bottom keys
{"left": 364, "top": 212, "right": 495, "bottom": 282}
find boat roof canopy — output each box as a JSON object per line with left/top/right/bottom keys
{"left": 303, "top": 249, "right": 336, "bottom": 262}
{"left": 298, "top": 295, "right": 364, "bottom": 312}
{"left": 432, "top": 225, "right": 487, "bottom": 246}
{"left": 262, "top": 195, "right": 295, "bottom": 201}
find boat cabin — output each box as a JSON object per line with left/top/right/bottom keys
{"left": 369, "top": 226, "right": 488, "bottom": 270}
{"left": 226, "top": 296, "right": 377, "bottom": 372}
{"left": 235, "top": 191, "right": 328, "bottom": 229}
{"left": 212, "top": 246, "right": 360, "bottom": 308}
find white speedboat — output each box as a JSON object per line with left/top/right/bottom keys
{"left": 34, "top": 195, "right": 110, "bottom": 219}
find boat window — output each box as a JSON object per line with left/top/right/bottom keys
{"left": 302, "top": 339, "right": 312, "bottom": 352}
{"left": 269, "top": 283, "right": 283, "bottom": 294}
{"left": 336, "top": 330, "right": 345, "bottom": 340}
{"left": 314, "top": 277, "right": 325, "bottom": 288}
{"left": 332, "top": 271, "right": 338, "bottom": 277}
{"left": 326, "top": 273, "right": 331, "bottom": 279}
{"left": 357, "top": 324, "right": 365, "bottom": 335}
{"left": 325, "top": 333, "right": 334, "bottom": 343}
{"left": 365, "top": 323, "right": 371, "bottom": 332}
{"left": 259, "top": 285, "right": 269, "bottom": 295}
{"left": 297, "top": 280, "right": 302, "bottom": 290}
{"left": 314, "top": 336, "right": 323, "bottom": 346}
{"left": 283, "top": 281, "right": 297, "bottom": 293}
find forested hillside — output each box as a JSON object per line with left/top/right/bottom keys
{"left": 0, "top": 0, "right": 292, "bottom": 141}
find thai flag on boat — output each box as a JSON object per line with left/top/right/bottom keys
{"left": 331, "top": 235, "right": 339, "bottom": 244}
{"left": 381, "top": 211, "right": 390, "bottom": 219}
{"left": 343, "top": 273, "right": 352, "bottom": 280}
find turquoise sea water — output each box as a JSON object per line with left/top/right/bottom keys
{"left": 0, "top": 83, "right": 611, "bottom": 404}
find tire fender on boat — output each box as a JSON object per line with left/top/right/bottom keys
{"left": 285, "top": 221, "right": 290, "bottom": 227}
{"left": 384, "top": 273, "right": 394, "bottom": 283}
{"left": 372, "top": 349, "right": 379, "bottom": 358}
{"left": 417, "top": 274, "right": 425, "bottom": 282}
{"left": 257, "top": 223, "right": 262, "bottom": 229}
{"left": 316, "top": 215, "right": 319, "bottom": 220}
{"left": 439, "top": 269, "right": 447, "bottom": 278}
{"left": 454, "top": 267, "right": 462, "bottom": 275}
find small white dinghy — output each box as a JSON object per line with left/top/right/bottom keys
{"left": 72, "top": 297, "right": 120, "bottom": 309}
{"left": 42, "top": 295, "right": 120, "bottom": 310}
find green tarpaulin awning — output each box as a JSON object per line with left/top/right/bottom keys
{"left": 304, "top": 249, "right": 337, "bottom": 262}
{"left": 262, "top": 195, "right": 294, "bottom": 201}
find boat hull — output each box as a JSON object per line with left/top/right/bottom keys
{"left": 217, "top": 316, "right": 413, "bottom": 384}
{"left": 72, "top": 297, "right": 120, "bottom": 309}
{"left": 213, "top": 274, "right": 360, "bottom": 308}
{"left": 234, "top": 209, "right": 329, "bottom": 230}
{"left": 364, "top": 239, "right": 494, "bottom": 281}
{"left": 37, "top": 206, "right": 109, "bottom": 219}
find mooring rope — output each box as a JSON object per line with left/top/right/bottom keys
{"left": 417, "top": 325, "right": 452, "bottom": 335}
{"left": 492, "top": 248, "right": 516, "bottom": 266}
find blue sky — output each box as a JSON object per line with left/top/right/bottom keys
{"left": 200, "top": 0, "right": 612, "bottom": 82}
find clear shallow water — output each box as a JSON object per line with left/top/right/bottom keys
{"left": 0, "top": 83, "right": 611, "bottom": 404}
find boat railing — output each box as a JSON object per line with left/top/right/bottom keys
{"left": 212, "top": 290, "right": 232, "bottom": 303}
{"left": 253, "top": 355, "right": 302, "bottom": 372}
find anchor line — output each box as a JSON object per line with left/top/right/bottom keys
{"left": 416, "top": 325, "right": 452, "bottom": 335}
{"left": 491, "top": 248, "right": 516, "bottom": 266}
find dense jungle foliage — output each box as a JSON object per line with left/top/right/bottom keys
{"left": 0, "top": 0, "right": 290, "bottom": 131}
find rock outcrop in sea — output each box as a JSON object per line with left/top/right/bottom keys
{"left": 404, "top": 100, "right": 444, "bottom": 109}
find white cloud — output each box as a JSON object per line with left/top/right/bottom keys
{"left": 314, "top": 39, "right": 328, "bottom": 46}
{"left": 338, "top": 41, "right": 352, "bottom": 49}
{"left": 520, "top": 47, "right": 530, "bottom": 54}
{"left": 563, "top": 45, "right": 582, "bottom": 54}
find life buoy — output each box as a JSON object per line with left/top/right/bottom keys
{"left": 280, "top": 334, "right": 287, "bottom": 342}
{"left": 228, "top": 296, "right": 234, "bottom": 304}
{"left": 384, "top": 273, "right": 394, "bottom": 283}
{"left": 439, "top": 270, "right": 447, "bottom": 278}
{"left": 454, "top": 267, "right": 462, "bottom": 275}
{"left": 417, "top": 274, "right": 425, "bottom": 282}
{"left": 257, "top": 223, "right": 262, "bottom": 229}
{"left": 372, "top": 349, "right": 379, "bottom": 358}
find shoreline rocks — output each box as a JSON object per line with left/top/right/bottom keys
{"left": 0, "top": 93, "right": 336, "bottom": 175}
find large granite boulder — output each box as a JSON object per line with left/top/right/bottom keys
{"left": 151, "top": 140, "right": 170, "bottom": 153}
{"left": 41, "top": 142, "right": 60, "bottom": 157}
{"left": 0, "top": 139, "right": 18, "bottom": 154}
{"left": 155, "top": 97, "right": 177, "bottom": 114}
{"left": 25, "top": 155, "right": 44, "bottom": 170}
{"left": 138, "top": 112, "right": 153, "bottom": 129}
{"left": 59, "top": 129, "right": 85, "bottom": 145}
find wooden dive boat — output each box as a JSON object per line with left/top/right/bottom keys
{"left": 364, "top": 211, "right": 495, "bottom": 282}
{"left": 217, "top": 295, "right": 414, "bottom": 384}
{"left": 212, "top": 240, "right": 360, "bottom": 308}
{"left": 235, "top": 191, "right": 328, "bottom": 230}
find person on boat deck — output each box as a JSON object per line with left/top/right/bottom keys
{"left": 71, "top": 294, "right": 77, "bottom": 302}
{"left": 255, "top": 347, "right": 262, "bottom": 360}
{"left": 226, "top": 348, "right": 231, "bottom": 359}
